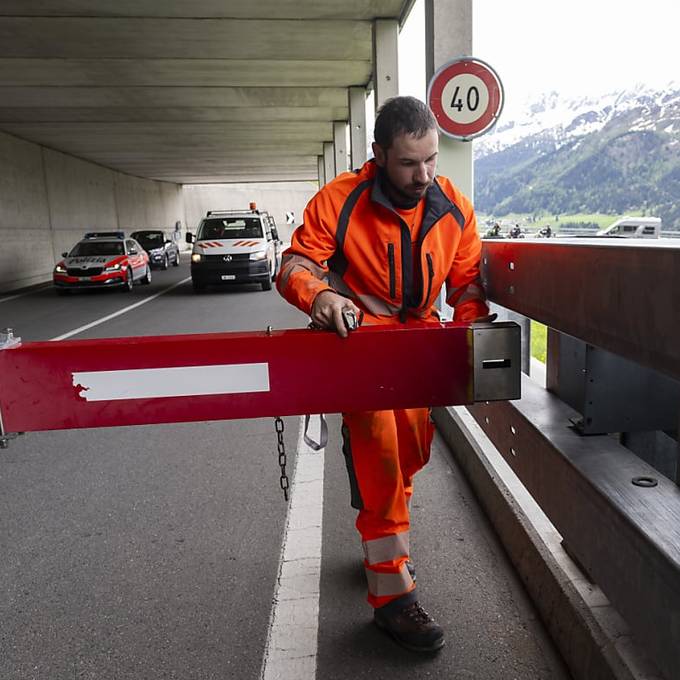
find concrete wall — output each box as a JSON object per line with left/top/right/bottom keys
{"left": 182, "top": 182, "right": 318, "bottom": 244}
{"left": 0, "top": 130, "right": 184, "bottom": 293}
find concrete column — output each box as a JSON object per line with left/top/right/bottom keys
{"left": 317, "top": 155, "right": 325, "bottom": 187}
{"left": 333, "top": 121, "right": 349, "bottom": 176}
{"left": 323, "top": 142, "right": 335, "bottom": 183}
{"left": 425, "top": 0, "right": 473, "bottom": 197}
{"left": 348, "top": 87, "right": 367, "bottom": 169}
{"left": 373, "top": 19, "right": 399, "bottom": 109}
{"left": 426, "top": 0, "right": 473, "bottom": 319}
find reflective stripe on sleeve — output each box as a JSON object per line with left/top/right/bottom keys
{"left": 278, "top": 253, "right": 328, "bottom": 291}
{"left": 447, "top": 280, "right": 485, "bottom": 307}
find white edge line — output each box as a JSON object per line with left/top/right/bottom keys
{"left": 50, "top": 277, "right": 191, "bottom": 341}
{"left": 260, "top": 415, "right": 325, "bottom": 680}
{"left": 0, "top": 283, "right": 51, "bottom": 304}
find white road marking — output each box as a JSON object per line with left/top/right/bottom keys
{"left": 261, "top": 415, "right": 325, "bottom": 680}
{"left": 50, "top": 277, "right": 191, "bottom": 341}
{"left": 0, "top": 284, "right": 50, "bottom": 304}
{"left": 72, "top": 363, "right": 270, "bottom": 401}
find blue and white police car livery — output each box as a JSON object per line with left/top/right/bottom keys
{"left": 187, "top": 205, "right": 282, "bottom": 292}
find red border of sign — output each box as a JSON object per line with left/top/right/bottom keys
{"left": 428, "top": 57, "right": 503, "bottom": 140}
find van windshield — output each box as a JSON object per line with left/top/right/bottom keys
{"left": 197, "top": 218, "right": 263, "bottom": 240}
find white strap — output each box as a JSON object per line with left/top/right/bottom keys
{"left": 303, "top": 413, "right": 328, "bottom": 451}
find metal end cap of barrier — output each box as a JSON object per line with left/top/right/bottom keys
{"left": 471, "top": 322, "right": 522, "bottom": 402}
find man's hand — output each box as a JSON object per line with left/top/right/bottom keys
{"left": 311, "top": 290, "right": 362, "bottom": 338}
{"left": 473, "top": 313, "right": 498, "bottom": 323}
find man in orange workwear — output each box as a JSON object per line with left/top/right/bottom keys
{"left": 277, "top": 96, "right": 490, "bottom": 653}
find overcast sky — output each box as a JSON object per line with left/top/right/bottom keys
{"left": 399, "top": 0, "right": 679, "bottom": 118}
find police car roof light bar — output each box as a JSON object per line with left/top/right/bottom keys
{"left": 84, "top": 231, "right": 125, "bottom": 239}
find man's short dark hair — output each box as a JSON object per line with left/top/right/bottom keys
{"left": 374, "top": 96, "right": 438, "bottom": 150}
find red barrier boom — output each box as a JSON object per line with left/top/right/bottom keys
{"left": 0, "top": 322, "right": 519, "bottom": 436}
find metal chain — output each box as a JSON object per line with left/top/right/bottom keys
{"left": 274, "top": 416, "right": 289, "bottom": 501}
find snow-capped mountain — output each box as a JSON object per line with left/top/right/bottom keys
{"left": 473, "top": 85, "right": 680, "bottom": 229}
{"left": 475, "top": 83, "right": 680, "bottom": 159}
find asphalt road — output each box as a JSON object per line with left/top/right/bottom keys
{"left": 0, "top": 263, "right": 571, "bottom": 679}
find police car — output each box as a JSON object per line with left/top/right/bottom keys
{"left": 53, "top": 231, "right": 151, "bottom": 294}
{"left": 186, "top": 205, "right": 282, "bottom": 292}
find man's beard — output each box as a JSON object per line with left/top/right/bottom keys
{"left": 379, "top": 168, "right": 430, "bottom": 209}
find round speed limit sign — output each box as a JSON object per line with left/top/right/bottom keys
{"left": 427, "top": 57, "right": 503, "bottom": 141}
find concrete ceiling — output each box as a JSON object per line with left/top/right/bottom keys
{"left": 0, "top": 1, "right": 415, "bottom": 184}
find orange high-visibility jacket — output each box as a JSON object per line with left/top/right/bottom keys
{"left": 277, "top": 159, "right": 488, "bottom": 324}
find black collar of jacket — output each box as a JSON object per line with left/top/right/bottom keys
{"left": 368, "top": 162, "right": 467, "bottom": 240}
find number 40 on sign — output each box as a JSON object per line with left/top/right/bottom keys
{"left": 427, "top": 57, "right": 504, "bottom": 141}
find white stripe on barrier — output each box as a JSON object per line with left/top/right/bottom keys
{"left": 72, "top": 363, "right": 270, "bottom": 401}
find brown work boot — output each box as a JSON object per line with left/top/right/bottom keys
{"left": 374, "top": 593, "right": 445, "bottom": 652}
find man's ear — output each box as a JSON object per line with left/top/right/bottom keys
{"left": 372, "top": 142, "right": 386, "bottom": 167}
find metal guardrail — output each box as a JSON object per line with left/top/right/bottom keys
{"left": 473, "top": 238, "right": 680, "bottom": 680}
{"left": 481, "top": 238, "right": 680, "bottom": 381}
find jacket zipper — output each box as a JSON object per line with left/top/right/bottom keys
{"left": 387, "top": 243, "right": 396, "bottom": 299}
{"left": 399, "top": 220, "right": 412, "bottom": 323}
{"left": 424, "top": 253, "right": 434, "bottom": 307}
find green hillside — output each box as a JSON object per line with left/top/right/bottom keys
{"left": 475, "top": 103, "right": 680, "bottom": 230}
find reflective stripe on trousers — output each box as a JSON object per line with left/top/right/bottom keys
{"left": 363, "top": 531, "right": 410, "bottom": 565}
{"left": 342, "top": 408, "right": 434, "bottom": 608}
{"left": 365, "top": 562, "right": 414, "bottom": 597}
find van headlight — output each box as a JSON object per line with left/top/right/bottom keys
{"left": 249, "top": 250, "right": 267, "bottom": 261}
{"left": 191, "top": 253, "right": 203, "bottom": 263}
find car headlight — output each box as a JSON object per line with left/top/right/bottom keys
{"left": 150, "top": 248, "right": 163, "bottom": 255}
{"left": 249, "top": 250, "right": 268, "bottom": 261}
{"left": 191, "top": 253, "right": 203, "bottom": 263}
{"left": 104, "top": 263, "right": 122, "bottom": 273}
{"left": 54, "top": 264, "right": 66, "bottom": 274}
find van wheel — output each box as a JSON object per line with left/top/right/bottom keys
{"left": 261, "top": 277, "right": 272, "bottom": 291}
{"left": 192, "top": 280, "right": 206, "bottom": 293}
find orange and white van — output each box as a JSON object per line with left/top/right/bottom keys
{"left": 186, "top": 206, "right": 282, "bottom": 292}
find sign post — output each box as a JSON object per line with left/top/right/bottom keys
{"left": 427, "top": 57, "right": 503, "bottom": 319}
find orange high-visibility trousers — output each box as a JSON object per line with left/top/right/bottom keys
{"left": 341, "top": 407, "right": 435, "bottom": 608}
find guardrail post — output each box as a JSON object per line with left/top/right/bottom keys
{"left": 490, "top": 303, "right": 530, "bottom": 375}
